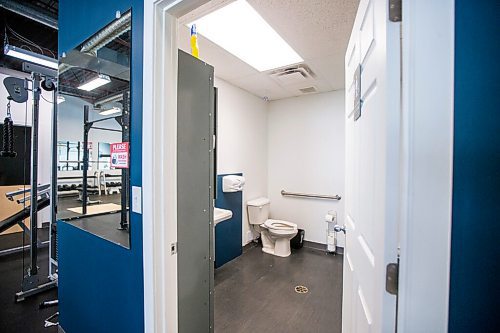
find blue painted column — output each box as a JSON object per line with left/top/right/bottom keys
{"left": 215, "top": 173, "right": 243, "bottom": 268}
{"left": 58, "top": 1, "right": 144, "bottom": 332}
{"left": 449, "top": 0, "right": 500, "bottom": 331}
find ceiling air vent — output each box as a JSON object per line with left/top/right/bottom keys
{"left": 269, "top": 64, "right": 316, "bottom": 86}
{"left": 299, "top": 86, "right": 317, "bottom": 94}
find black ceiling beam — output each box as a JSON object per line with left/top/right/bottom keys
{"left": 0, "top": 0, "right": 58, "bottom": 30}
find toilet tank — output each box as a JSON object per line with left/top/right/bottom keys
{"left": 247, "top": 197, "right": 271, "bottom": 225}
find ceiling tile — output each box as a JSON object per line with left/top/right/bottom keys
{"left": 248, "top": 0, "right": 359, "bottom": 59}
{"left": 305, "top": 53, "right": 346, "bottom": 91}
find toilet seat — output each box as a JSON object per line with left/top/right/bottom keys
{"left": 264, "top": 219, "right": 297, "bottom": 230}
{"left": 262, "top": 219, "right": 297, "bottom": 236}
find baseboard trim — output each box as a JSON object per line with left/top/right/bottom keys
{"left": 303, "top": 240, "right": 344, "bottom": 255}
{"left": 241, "top": 239, "right": 344, "bottom": 254}
{"left": 243, "top": 241, "right": 258, "bottom": 253}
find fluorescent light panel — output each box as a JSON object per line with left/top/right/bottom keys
{"left": 78, "top": 74, "right": 111, "bottom": 91}
{"left": 4, "top": 44, "right": 58, "bottom": 70}
{"left": 99, "top": 107, "right": 121, "bottom": 115}
{"left": 189, "top": 0, "right": 303, "bottom": 72}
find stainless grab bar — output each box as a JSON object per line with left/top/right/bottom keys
{"left": 281, "top": 190, "right": 341, "bottom": 201}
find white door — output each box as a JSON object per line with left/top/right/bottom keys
{"left": 343, "top": 0, "right": 401, "bottom": 332}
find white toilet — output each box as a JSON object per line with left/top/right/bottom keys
{"left": 247, "top": 197, "right": 298, "bottom": 257}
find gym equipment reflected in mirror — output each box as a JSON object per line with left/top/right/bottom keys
{"left": 57, "top": 141, "right": 112, "bottom": 171}
{"left": 57, "top": 10, "right": 132, "bottom": 248}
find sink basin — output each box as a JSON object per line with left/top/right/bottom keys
{"left": 214, "top": 208, "right": 232, "bottom": 225}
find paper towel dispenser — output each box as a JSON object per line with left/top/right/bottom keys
{"left": 222, "top": 175, "right": 245, "bottom": 192}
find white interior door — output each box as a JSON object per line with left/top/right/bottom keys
{"left": 343, "top": 0, "right": 401, "bottom": 332}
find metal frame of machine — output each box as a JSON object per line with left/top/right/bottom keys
{"left": 0, "top": 62, "right": 58, "bottom": 302}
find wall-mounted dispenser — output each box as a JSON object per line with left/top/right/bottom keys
{"left": 222, "top": 175, "right": 245, "bottom": 192}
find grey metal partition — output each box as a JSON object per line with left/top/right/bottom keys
{"left": 177, "top": 50, "right": 215, "bottom": 333}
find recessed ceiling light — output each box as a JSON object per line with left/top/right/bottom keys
{"left": 188, "top": 0, "right": 303, "bottom": 72}
{"left": 78, "top": 74, "right": 111, "bottom": 91}
{"left": 99, "top": 106, "right": 121, "bottom": 115}
{"left": 3, "top": 44, "right": 58, "bottom": 70}
{"left": 57, "top": 95, "right": 66, "bottom": 104}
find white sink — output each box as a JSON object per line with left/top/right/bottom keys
{"left": 214, "top": 207, "right": 232, "bottom": 225}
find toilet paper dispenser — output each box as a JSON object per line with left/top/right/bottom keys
{"left": 222, "top": 175, "right": 245, "bottom": 192}
{"left": 325, "top": 210, "right": 338, "bottom": 253}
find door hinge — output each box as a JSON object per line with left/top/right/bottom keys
{"left": 171, "top": 242, "right": 178, "bottom": 255}
{"left": 385, "top": 262, "right": 399, "bottom": 295}
{"left": 389, "top": 0, "right": 402, "bottom": 22}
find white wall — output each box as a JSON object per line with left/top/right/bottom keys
{"left": 216, "top": 80, "right": 346, "bottom": 246}
{"left": 0, "top": 69, "right": 54, "bottom": 226}
{"left": 215, "top": 77, "right": 268, "bottom": 245}
{"left": 267, "top": 90, "right": 345, "bottom": 246}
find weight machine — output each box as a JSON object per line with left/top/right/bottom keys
{"left": 0, "top": 62, "right": 58, "bottom": 302}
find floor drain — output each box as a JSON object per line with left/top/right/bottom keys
{"left": 295, "top": 285, "right": 309, "bottom": 294}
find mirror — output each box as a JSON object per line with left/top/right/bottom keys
{"left": 57, "top": 10, "right": 132, "bottom": 248}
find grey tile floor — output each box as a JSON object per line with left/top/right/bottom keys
{"left": 214, "top": 243, "right": 343, "bottom": 333}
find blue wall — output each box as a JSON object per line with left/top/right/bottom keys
{"left": 449, "top": 0, "right": 500, "bottom": 331}
{"left": 215, "top": 174, "right": 243, "bottom": 268}
{"left": 58, "top": 1, "right": 144, "bottom": 332}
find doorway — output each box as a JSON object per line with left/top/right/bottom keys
{"left": 176, "top": 1, "right": 355, "bottom": 332}
{"left": 142, "top": 1, "right": 455, "bottom": 332}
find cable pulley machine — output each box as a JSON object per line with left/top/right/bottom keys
{"left": 0, "top": 62, "right": 58, "bottom": 302}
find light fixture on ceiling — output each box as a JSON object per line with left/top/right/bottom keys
{"left": 188, "top": 0, "right": 303, "bottom": 72}
{"left": 3, "top": 44, "right": 58, "bottom": 70}
{"left": 78, "top": 74, "right": 111, "bottom": 91}
{"left": 99, "top": 106, "right": 121, "bottom": 115}
{"left": 57, "top": 95, "right": 66, "bottom": 104}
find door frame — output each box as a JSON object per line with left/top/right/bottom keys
{"left": 398, "top": 1, "right": 454, "bottom": 331}
{"left": 142, "top": 0, "right": 455, "bottom": 331}
{"left": 142, "top": 1, "right": 210, "bottom": 332}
